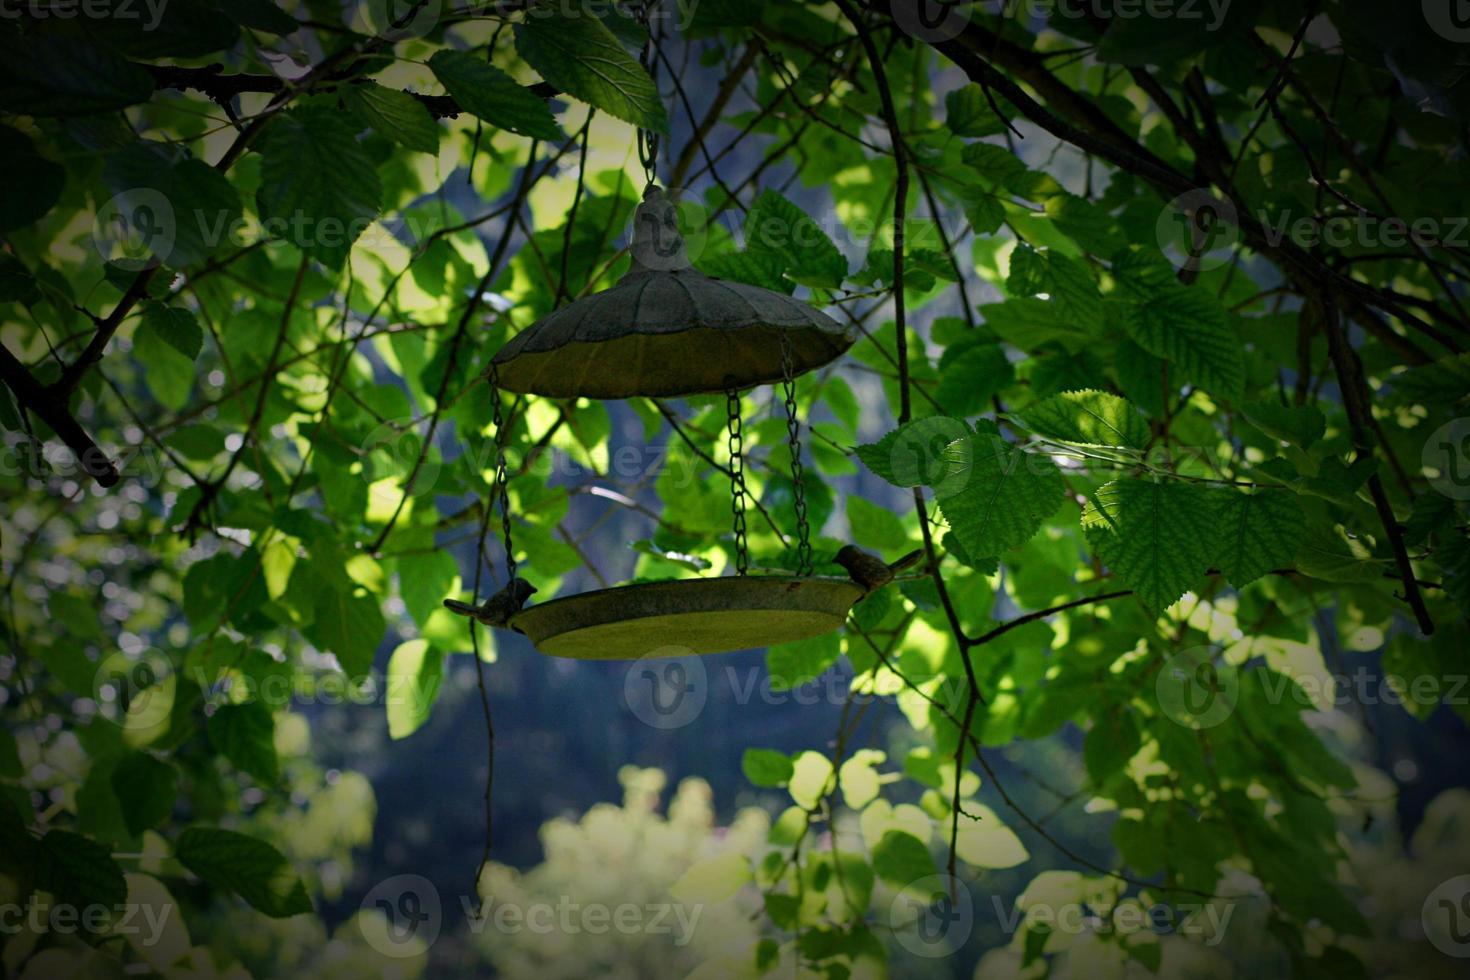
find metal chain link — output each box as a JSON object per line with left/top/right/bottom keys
{"left": 780, "top": 332, "right": 813, "bottom": 577}
{"left": 635, "top": 1, "right": 661, "bottom": 187}
{"left": 488, "top": 368, "right": 516, "bottom": 582}
{"left": 725, "top": 387, "right": 749, "bottom": 576}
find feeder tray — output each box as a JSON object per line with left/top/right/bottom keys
{"left": 509, "top": 576, "right": 864, "bottom": 660}
{"left": 490, "top": 186, "right": 855, "bottom": 399}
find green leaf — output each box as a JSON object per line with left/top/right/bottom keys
{"left": 1242, "top": 402, "right": 1326, "bottom": 449}
{"left": 744, "top": 190, "right": 848, "bottom": 289}
{"left": 308, "top": 586, "right": 385, "bottom": 679}
{"left": 1120, "top": 284, "right": 1244, "bottom": 401}
{"left": 515, "top": 9, "right": 668, "bottom": 132}
{"left": 343, "top": 82, "right": 442, "bottom": 154}
{"left": 838, "top": 749, "right": 886, "bottom": 810}
{"left": 1083, "top": 479, "right": 1214, "bottom": 613}
{"left": 767, "top": 633, "right": 840, "bottom": 691}
{"left": 788, "top": 751, "right": 833, "bottom": 810}
{"left": 765, "top": 892, "right": 801, "bottom": 930}
{"left": 111, "top": 753, "right": 179, "bottom": 836}
{"left": 1295, "top": 521, "right": 1385, "bottom": 583}
{"left": 428, "top": 50, "right": 563, "bottom": 142}
{"left": 962, "top": 142, "right": 1029, "bottom": 188}
{"left": 1045, "top": 192, "right": 1125, "bottom": 255}
{"left": 0, "top": 794, "right": 32, "bottom": 882}
{"left": 955, "top": 804, "right": 1029, "bottom": 869}
{"left": 935, "top": 431, "right": 1067, "bottom": 556}
{"left": 670, "top": 853, "right": 750, "bottom": 905}
{"left": 0, "top": 34, "right": 153, "bottom": 117}
{"left": 398, "top": 550, "right": 459, "bottom": 629}
{"left": 386, "top": 639, "right": 445, "bottom": 740}
{"left": 37, "top": 830, "right": 127, "bottom": 910}
{"left": 697, "top": 249, "right": 790, "bottom": 291}
{"left": 1112, "top": 339, "right": 1167, "bottom": 417}
{"left": 140, "top": 302, "right": 203, "bottom": 360}
{"left": 175, "top": 827, "right": 313, "bottom": 918}
{"left": 845, "top": 496, "right": 909, "bottom": 552}
{"left": 1389, "top": 352, "right": 1470, "bottom": 404}
{"left": 871, "top": 830, "right": 936, "bottom": 886}
{"left": 858, "top": 246, "right": 932, "bottom": 291}
{"left": 1051, "top": 255, "right": 1105, "bottom": 330}
{"left": 958, "top": 186, "right": 1006, "bottom": 235}
{"left": 182, "top": 551, "right": 268, "bottom": 632}
{"left": 0, "top": 728, "right": 20, "bottom": 779}
{"left": 1209, "top": 490, "right": 1304, "bottom": 587}
{"left": 208, "top": 702, "right": 279, "bottom": 783}
{"left": 255, "top": 106, "right": 381, "bottom": 269}
{"left": 1007, "top": 244, "right": 1047, "bottom": 296}
{"left": 1097, "top": 5, "right": 1249, "bottom": 66}
{"left": 84, "top": 0, "right": 239, "bottom": 58}
{"left": 214, "top": 0, "right": 299, "bottom": 34}
{"left": 945, "top": 84, "right": 1008, "bottom": 137}
{"left": 1084, "top": 711, "right": 1142, "bottom": 784}
{"left": 102, "top": 143, "right": 243, "bottom": 269}
{"left": 936, "top": 342, "right": 1014, "bottom": 416}
{"left": 1007, "top": 247, "right": 1103, "bottom": 330}
{"left": 0, "top": 252, "right": 41, "bottom": 306}
{"left": 0, "top": 125, "right": 64, "bottom": 232}
{"left": 1015, "top": 389, "right": 1150, "bottom": 450}
{"left": 856, "top": 417, "right": 972, "bottom": 488}
{"left": 742, "top": 748, "right": 794, "bottom": 788}
{"left": 133, "top": 314, "right": 195, "bottom": 411}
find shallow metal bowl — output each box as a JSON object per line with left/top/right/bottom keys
{"left": 509, "top": 576, "right": 863, "bottom": 659}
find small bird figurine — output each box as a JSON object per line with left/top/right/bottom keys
{"left": 443, "top": 578, "right": 537, "bottom": 627}
{"left": 834, "top": 546, "right": 924, "bottom": 594}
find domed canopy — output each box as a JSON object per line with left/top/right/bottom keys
{"left": 490, "top": 187, "right": 854, "bottom": 399}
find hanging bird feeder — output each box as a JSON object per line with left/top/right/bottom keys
{"left": 445, "top": 34, "right": 864, "bottom": 660}
{"left": 490, "top": 186, "right": 854, "bottom": 399}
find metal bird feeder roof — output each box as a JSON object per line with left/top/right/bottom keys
{"left": 489, "top": 186, "right": 855, "bottom": 399}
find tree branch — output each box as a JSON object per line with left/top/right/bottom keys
{"left": 0, "top": 345, "right": 119, "bottom": 486}
{"left": 1318, "top": 296, "right": 1435, "bottom": 634}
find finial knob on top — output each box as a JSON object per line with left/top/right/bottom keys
{"left": 630, "top": 184, "right": 689, "bottom": 272}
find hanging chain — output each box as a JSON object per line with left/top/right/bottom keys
{"left": 635, "top": 1, "right": 661, "bottom": 187}
{"left": 725, "top": 387, "right": 749, "bottom": 576}
{"left": 780, "top": 332, "right": 813, "bottom": 577}
{"left": 488, "top": 367, "right": 516, "bottom": 582}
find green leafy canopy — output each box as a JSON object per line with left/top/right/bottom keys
{"left": 0, "top": 3, "right": 1464, "bottom": 978}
